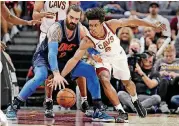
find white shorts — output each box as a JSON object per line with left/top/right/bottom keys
{"left": 95, "top": 58, "right": 131, "bottom": 80}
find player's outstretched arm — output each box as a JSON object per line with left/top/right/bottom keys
{"left": 61, "top": 37, "right": 94, "bottom": 77}
{"left": 33, "top": 1, "right": 54, "bottom": 20}
{"left": 106, "top": 19, "right": 166, "bottom": 33}
{"left": 1, "top": 1, "right": 40, "bottom": 25}
{"left": 47, "top": 23, "right": 68, "bottom": 90}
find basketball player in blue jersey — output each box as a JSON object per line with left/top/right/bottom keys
{"left": 6, "top": 5, "right": 114, "bottom": 122}
{"left": 32, "top": 1, "right": 90, "bottom": 118}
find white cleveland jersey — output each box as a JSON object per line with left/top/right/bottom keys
{"left": 40, "top": 1, "right": 69, "bottom": 33}
{"left": 86, "top": 22, "right": 127, "bottom": 61}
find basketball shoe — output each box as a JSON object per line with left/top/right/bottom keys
{"left": 115, "top": 110, "right": 128, "bottom": 123}
{"left": 133, "top": 99, "right": 147, "bottom": 118}
{"left": 6, "top": 97, "right": 22, "bottom": 119}
{"left": 92, "top": 108, "right": 115, "bottom": 122}
{"left": 44, "top": 100, "right": 55, "bottom": 118}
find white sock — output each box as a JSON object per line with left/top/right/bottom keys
{"left": 46, "top": 97, "right": 52, "bottom": 102}
{"left": 131, "top": 93, "right": 138, "bottom": 103}
{"left": 81, "top": 96, "right": 87, "bottom": 104}
{"left": 115, "top": 104, "right": 125, "bottom": 113}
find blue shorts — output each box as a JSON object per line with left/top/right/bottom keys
{"left": 32, "top": 52, "right": 92, "bottom": 80}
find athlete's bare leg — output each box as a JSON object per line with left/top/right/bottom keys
{"left": 121, "top": 80, "right": 136, "bottom": 97}
{"left": 98, "top": 70, "right": 120, "bottom": 106}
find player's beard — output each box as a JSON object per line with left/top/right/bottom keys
{"left": 66, "top": 19, "right": 77, "bottom": 30}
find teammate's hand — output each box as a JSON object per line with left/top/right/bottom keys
{"left": 154, "top": 22, "right": 167, "bottom": 32}
{"left": 0, "top": 41, "right": 7, "bottom": 51}
{"left": 50, "top": 73, "right": 69, "bottom": 90}
{"left": 41, "top": 12, "right": 55, "bottom": 19}
{"left": 27, "top": 20, "right": 41, "bottom": 26}
{"left": 92, "top": 54, "right": 103, "bottom": 63}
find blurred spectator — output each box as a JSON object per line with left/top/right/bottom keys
{"left": 159, "top": 1, "right": 179, "bottom": 15}
{"left": 154, "top": 44, "right": 179, "bottom": 112}
{"left": 140, "top": 27, "right": 158, "bottom": 53}
{"left": 100, "top": 1, "right": 129, "bottom": 14}
{"left": 117, "top": 27, "right": 134, "bottom": 54}
{"left": 154, "top": 44, "right": 179, "bottom": 78}
{"left": 170, "top": 9, "right": 179, "bottom": 41}
{"left": 148, "top": 44, "right": 157, "bottom": 54}
{"left": 144, "top": 2, "right": 171, "bottom": 38}
{"left": 128, "top": 38, "right": 141, "bottom": 55}
{"left": 130, "top": 1, "right": 150, "bottom": 17}
{"left": 80, "top": 1, "right": 99, "bottom": 11}
{"left": 118, "top": 50, "right": 161, "bottom": 113}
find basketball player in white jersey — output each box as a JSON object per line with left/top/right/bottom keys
{"left": 32, "top": 2, "right": 91, "bottom": 118}
{"left": 57, "top": 8, "right": 166, "bottom": 122}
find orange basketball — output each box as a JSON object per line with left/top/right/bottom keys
{"left": 56, "top": 88, "right": 76, "bottom": 108}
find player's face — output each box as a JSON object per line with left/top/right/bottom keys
{"left": 88, "top": 20, "right": 103, "bottom": 36}
{"left": 149, "top": 5, "right": 159, "bottom": 15}
{"left": 66, "top": 9, "right": 81, "bottom": 30}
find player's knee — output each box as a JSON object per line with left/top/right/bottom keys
{"left": 99, "top": 74, "right": 110, "bottom": 83}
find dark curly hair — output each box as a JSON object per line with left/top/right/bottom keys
{"left": 85, "top": 7, "right": 105, "bottom": 23}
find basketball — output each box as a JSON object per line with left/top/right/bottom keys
{"left": 56, "top": 88, "right": 76, "bottom": 108}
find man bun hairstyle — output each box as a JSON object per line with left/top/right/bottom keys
{"left": 67, "top": 4, "right": 82, "bottom": 15}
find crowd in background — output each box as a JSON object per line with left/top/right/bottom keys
{"left": 1, "top": 1, "right": 179, "bottom": 114}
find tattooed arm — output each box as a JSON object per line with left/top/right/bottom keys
{"left": 47, "top": 22, "right": 62, "bottom": 74}
{"left": 1, "top": 1, "right": 40, "bottom": 25}
{"left": 47, "top": 22, "right": 68, "bottom": 89}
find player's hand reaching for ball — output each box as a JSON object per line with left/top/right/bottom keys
{"left": 47, "top": 72, "right": 69, "bottom": 90}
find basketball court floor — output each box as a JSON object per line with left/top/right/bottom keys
{"left": 6, "top": 106, "right": 179, "bottom": 126}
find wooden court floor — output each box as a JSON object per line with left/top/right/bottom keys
{"left": 6, "top": 107, "right": 179, "bottom": 126}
